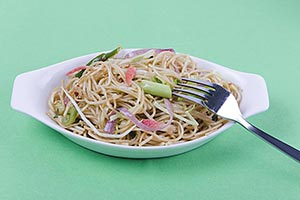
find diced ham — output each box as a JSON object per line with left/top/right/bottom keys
{"left": 66, "top": 66, "right": 87, "bottom": 76}
{"left": 125, "top": 66, "right": 136, "bottom": 86}
{"left": 141, "top": 119, "right": 163, "bottom": 129}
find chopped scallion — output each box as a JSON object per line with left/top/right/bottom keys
{"left": 140, "top": 80, "right": 172, "bottom": 98}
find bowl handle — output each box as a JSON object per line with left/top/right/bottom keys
{"left": 238, "top": 72, "right": 269, "bottom": 117}
{"left": 11, "top": 71, "right": 42, "bottom": 118}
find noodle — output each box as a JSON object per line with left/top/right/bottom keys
{"left": 47, "top": 49, "right": 241, "bottom": 146}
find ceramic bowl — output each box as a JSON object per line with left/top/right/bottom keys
{"left": 11, "top": 48, "right": 269, "bottom": 158}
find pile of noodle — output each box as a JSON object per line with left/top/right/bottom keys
{"left": 48, "top": 50, "right": 241, "bottom": 146}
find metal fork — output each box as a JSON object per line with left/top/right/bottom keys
{"left": 173, "top": 78, "right": 300, "bottom": 162}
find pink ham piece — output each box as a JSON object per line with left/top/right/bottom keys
{"left": 141, "top": 119, "right": 163, "bottom": 129}
{"left": 66, "top": 66, "right": 87, "bottom": 76}
{"left": 125, "top": 66, "right": 136, "bottom": 86}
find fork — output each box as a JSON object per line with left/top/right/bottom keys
{"left": 173, "top": 78, "right": 300, "bottom": 162}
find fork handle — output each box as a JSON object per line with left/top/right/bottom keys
{"left": 236, "top": 116, "right": 300, "bottom": 162}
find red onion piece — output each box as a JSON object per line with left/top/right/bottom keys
{"left": 163, "top": 99, "right": 173, "bottom": 127}
{"left": 104, "top": 120, "right": 116, "bottom": 134}
{"left": 104, "top": 112, "right": 117, "bottom": 134}
{"left": 118, "top": 108, "right": 157, "bottom": 132}
{"left": 154, "top": 99, "right": 173, "bottom": 130}
{"left": 63, "top": 96, "right": 69, "bottom": 106}
{"left": 154, "top": 48, "right": 175, "bottom": 54}
{"left": 124, "top": 48, "right": 175, "bottom": 58}
{"left": 118, "top": 99, "right": 173, "bottom": 132}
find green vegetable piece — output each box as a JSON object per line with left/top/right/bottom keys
{"left": 130, "top": 49, "right": 155, "bottom": 63}
{"left": 140, "top": 80, "right": 172, "bottom": 98}
{"left": 75, "top": 69, "right": 85, "bottom": 78}
{"left": 75, "top": 46, "right": 121, "bottom": 78}
{"left": 152, "top": 76, "right": 163, "bottom": 83}
{"left": 53, "top": 101, "right": 65, "bottom": 115}
{"left": 86, "top": 46, "right": 121, "bottom": 66}
{"left": 62, "top": 106, "right": 78, "bottom": 126}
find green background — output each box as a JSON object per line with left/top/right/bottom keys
{"left": 1, "top": 0, "right": 300, "bottom": 199}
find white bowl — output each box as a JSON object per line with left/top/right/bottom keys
{"left": 11, "top": 48, "right": 269, "bottom": 158}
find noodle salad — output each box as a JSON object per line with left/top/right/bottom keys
{"left": 48, "top": 47, "right": 241, "bottom": 146}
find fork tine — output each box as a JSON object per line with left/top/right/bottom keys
{"left": 173, "top": 88, "right": 208, "bottom": 100}
{"left": 181, "top": 78, "right": 216, "bottom": 88}
{"left": 172, "top": 92, "right": 206, "bottom": 107}
{"left": 177, "top": 83, "right": 214, "bottom": 95}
